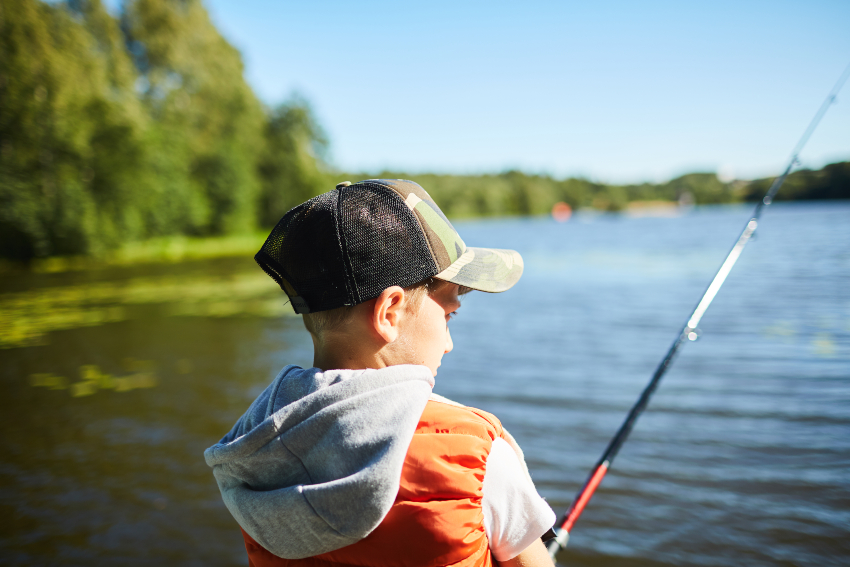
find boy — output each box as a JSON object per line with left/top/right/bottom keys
{"left": 205, "top": 179, "right": 556, "bottom": 566}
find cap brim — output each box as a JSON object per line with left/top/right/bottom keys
{"left": 434, "top": 247, "right": 523, "bottom": 293}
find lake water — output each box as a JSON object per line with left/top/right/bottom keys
{"left": 1, "top": 201, "right": 848, "bottom": 566}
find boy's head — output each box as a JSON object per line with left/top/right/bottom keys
{"left": 255, "top": 179, "right": 523, "bottom": 374}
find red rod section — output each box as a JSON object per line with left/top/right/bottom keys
{"left": 562, "top": 462, "right": 608, "bottom": 532}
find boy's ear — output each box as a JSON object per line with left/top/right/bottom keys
{"left": 371, "top": 286, "right": 406, "bottom": 344}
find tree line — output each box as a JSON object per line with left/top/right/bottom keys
{"left": 344, "top": 163, "right": 849, "bottom": 219}
{"left": 1, "top": 0, "right": 847, "bottom": 261}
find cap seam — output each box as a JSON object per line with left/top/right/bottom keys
{"left": 334, "top": 186, "right": 360, "bottom": 305}
{"left": 379, "top": 182, "right": 441, "bottom": 275}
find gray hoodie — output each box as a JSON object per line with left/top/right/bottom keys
{"left": 204, "top": 364, "right": 434, "bottom": 559}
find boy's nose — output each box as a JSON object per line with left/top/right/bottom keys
{"left": 445, "top": 327, "right": 453, "bottom": 354}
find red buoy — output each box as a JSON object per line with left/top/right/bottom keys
{"left": 551, "top": 201, "right": 572, "bottom": 222}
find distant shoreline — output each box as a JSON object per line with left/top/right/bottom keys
{"left": 2, "top": 199, "right": 846, "bottom": 274}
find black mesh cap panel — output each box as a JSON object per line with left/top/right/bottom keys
{"left": 254, "top": 191, "right": 350, "bottom": 313}
{"left": 338, "top": 183, "right": 438, "bottom": 303}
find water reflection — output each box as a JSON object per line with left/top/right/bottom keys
{"left": 761, "top": 318, "right": 843, "bottom": 357}
{"left": 0, "top": 269, "right": 292, "bottom": 348}
{"left": 0, "top": 264, "right": 304, "bottom": 565}
{"left": 812, "top": 333, "right": 837, "bottom": 356}
{"left": 30, "top": 360, "right": 158, "bottom": 397}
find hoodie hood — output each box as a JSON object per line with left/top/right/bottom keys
{"left": 204, "top": 364, "right": 434, "bottom": 559}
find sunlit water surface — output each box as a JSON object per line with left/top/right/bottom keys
{"left": 1, "top": 202, "right": 848, "bottom": 566}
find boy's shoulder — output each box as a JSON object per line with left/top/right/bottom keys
{"left": 422, "top": 393, "right": 533, "bottom": 480}
{"left": 420, "top": 393, "right": 505, "bottom": 443}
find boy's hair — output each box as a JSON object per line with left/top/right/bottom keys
{"left": 303, "top": 278, "right": 471, "bottom": 336}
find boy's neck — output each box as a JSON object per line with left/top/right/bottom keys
{"left": 310, "top": 328, "right": 426, "bottom": 374}
{"left": 311, "top": 331, "right": 385, "bottom": 372}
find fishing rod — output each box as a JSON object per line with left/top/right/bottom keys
{"left": 547, "top": 61, "right": 850, "bottom": 561}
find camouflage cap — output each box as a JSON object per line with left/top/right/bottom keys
{"left": 386, "top": 180, "right": 523, "bottom": 293}
{"left": 255, "top": 179, "right": 523, "bottom": 314}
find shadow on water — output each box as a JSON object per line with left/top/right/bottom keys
{"left": 1, "top": 202, "right": 849, "bottom": 565}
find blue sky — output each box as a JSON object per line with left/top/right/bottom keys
{"left": 186, "top": 1, "right": 849, "bottom": 182}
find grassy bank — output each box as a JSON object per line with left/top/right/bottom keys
{"left": 0, "top": 232, "right": 269, "bottom": 274}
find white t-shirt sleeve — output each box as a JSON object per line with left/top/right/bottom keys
{"left": 482, "top": 437, "right": 556, "bottom": 561}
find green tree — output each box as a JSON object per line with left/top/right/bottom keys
{"left": 744, "top": 162, "right": 850, "bottom": 201}
{"left": 0, "top": 0, "right": 147, "bottom": 259}
{"left": 258, "top": 97, "right": 329, "bottom": 227}
{"left": 0, "top": 0, "right": 334, "bottom": 261}
{"left": 123, "top": 0, "right": 266, "bottom": 235}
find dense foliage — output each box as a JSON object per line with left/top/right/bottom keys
{"left": 742, "top": 161, "right": 850, "bottom": 202}
{"left": 0, "top": 0, "right": 847, "bottom": 261}
{"left": 0, "top": 0, "right": 328, "bottom": 260}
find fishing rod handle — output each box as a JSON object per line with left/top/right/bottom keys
{"left": 546, "top": 527, "right": 569, "bottom": 558}
{"left": 547, "top": 461, "right": 610, "bottom": 559}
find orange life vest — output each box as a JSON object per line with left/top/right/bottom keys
{"left": 241, "top": 399, "right": 504, "bottom": 567}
